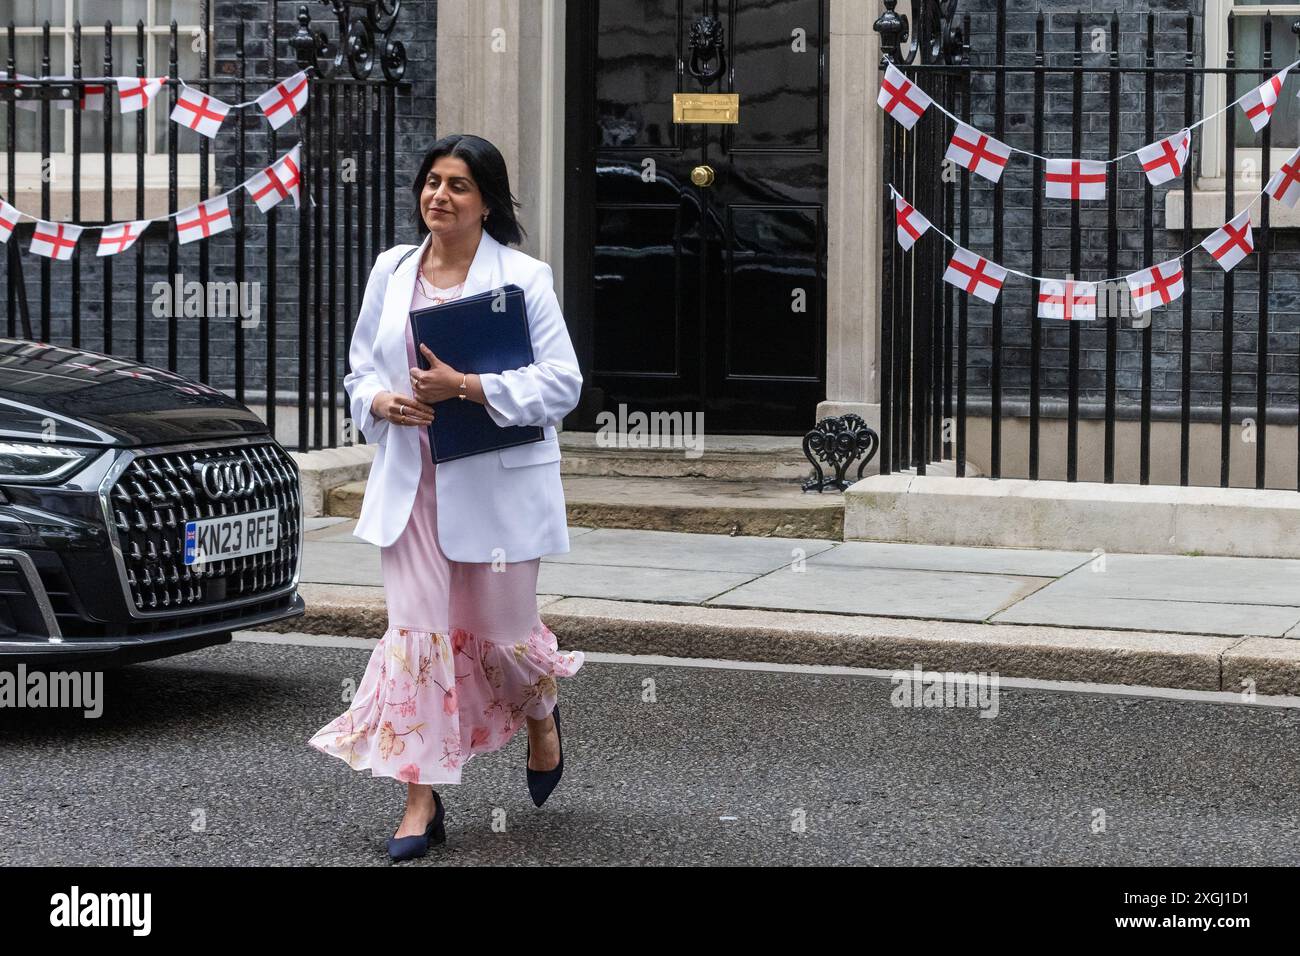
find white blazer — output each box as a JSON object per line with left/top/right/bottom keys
{"left": 344, "top": 229, "right": 583, "bottom": 561}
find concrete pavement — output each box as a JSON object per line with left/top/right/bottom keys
{"left": 273, "top": 517, "right": 1300, "bottom": 695}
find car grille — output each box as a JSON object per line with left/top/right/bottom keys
{"left": 105, "top": 442, "right": 301, "bottom": 614}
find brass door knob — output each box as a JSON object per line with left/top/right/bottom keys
{"left": 691, "top": 164, "right": 715, "bottom": 187}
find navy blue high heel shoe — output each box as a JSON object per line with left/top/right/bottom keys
{"left": 387, "top": 788, "right": 446, "bottom": 862}
{"left": 525, "top": 703, "right": 564, "bottom": 807}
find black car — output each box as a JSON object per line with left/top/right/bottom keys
{"left": 0, "top": 338, "right": 304, "bottom": 667}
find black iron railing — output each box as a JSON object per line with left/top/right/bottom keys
{"left": 878, "top": 1, "right": 1300, "bottom": 491}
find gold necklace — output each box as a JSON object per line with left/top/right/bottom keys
{"left": 417, "top": 257, "right": 464, "bottom": 299}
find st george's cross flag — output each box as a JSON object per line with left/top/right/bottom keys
{"left": 945, "top": 122, "right": 1013, "bottom": 183}
{"left": 170, "top": 86, "right": 230, "bottom": 139}
{"left": 1200, "top": 209, "right": 1254, "bottom": 272}
{"left": 255, "top": 71, "right": 309, "bottom": 130}
{"left": 1045, "top": 158, "right": 1107, "bottom": 200}
{"left": 245, "top": 146, "right": 302, "bottom": 212}
{"left": 1126, "top": 258, "right": 1185, "bottom": 313}
{"left": 894, "top": 191, "right": 932, "bottom": 251}
{"left": 1037, "top": 279, "right": 1098, "bottom": 321}
{"left": 175, "top": 195, "right": 232, "bottom": 245}
{"left": 1239, "top": 66, "right": 1290, "bottom": 133}
{"left": 877, "top": 62, "right": 932, "bottom": 130}
{"left": 1266, "top": 145, "right": 1300, "bottom": 208}
{"left": 115, "top": 76, "right": 166, "bottom": 113}
{"left": 943, "top": 247, "right": 1007, "bottom": 304}
{"left": 29, "top": 221, "right": 83, "bottom": 260}
{"left": 0, "top": 198, "right": 20, "bottom": 243}
{"left": 96, "top": 220, "right": 151, "bottom": 257}
{"left": 1137, "top": 129, "right": 1191, "bottom": 186}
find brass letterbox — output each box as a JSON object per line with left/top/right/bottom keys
{"left": 672, "top": 93, "right": 740, "bottom": 124}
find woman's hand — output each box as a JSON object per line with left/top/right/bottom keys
{"left": 410, "top": 343, "right": 468, "bottom": 404}
{"left": 371, "top": 390, "right": 436, "bottom": 426}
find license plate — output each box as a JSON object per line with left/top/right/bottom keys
{"left": 184, "top": 508, "right": 279, "bottom": 566}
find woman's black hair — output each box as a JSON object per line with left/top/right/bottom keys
{"left": 409, "top": 134, "right": 526, "bottom": 246}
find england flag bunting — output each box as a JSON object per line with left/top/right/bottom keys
{"left": 175, "top": 195, "right": 232, "bottom": 245}
{"left": 255, "top": 71, "right": 309, "bottom": 130}
{"left": 945, "top": 122, "right": 1013, "bottom": 183}
{"left": 1239, "top": 66, "right": 1290, "bottom": 133}
{"left": 96, "top": 220, "right": 150, "bottom": 257}
{"left": 0, "top": 198, "right": 19, "bottom": 243}
{"left": 29, "top": 221, "right": 83, "bottom": 260}
{"left": 877, "top": 62, "right": 932, "bottom": 130}
{"left": 3, "top": 72, "right": 309, "bottom": 128}
{"left": 1200, "top": 209, "right": 1254, "bottom": 272}
{"left": 1045, "top": 158, "right": 1107, "bottom": 200}
{"left": 245, "top": 146, "right": 302, "bottom": 212}
{"left": 1037, "top": 279, "right": 1097, "bottom": 321}
{"left": 170, "top": 86, "right": 230, "bottom": 139}
{"left": 1126, "top": 258, "right": 1185, "bottom": 313}
{"left": 115, "top": 76, "right": 167, "bottom": 113}
{"left": 943, "top": 247, "right": 1007, "bottom": 304}
{"left": 1137, "top": 129, "right": 1191, "bottom": 186}
{"left": 1266, "top": 145, "right": 1300, "bottom": 208}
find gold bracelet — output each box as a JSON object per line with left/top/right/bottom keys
{"left": 458, "top": 373, "right": 467, "bottom": 399}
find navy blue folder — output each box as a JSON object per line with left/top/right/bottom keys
{"left": 408, "top": 283, "right": 544, "bottom": 464}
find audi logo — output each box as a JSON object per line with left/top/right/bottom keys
{"left": 195, "top": 458, "right": 257, "bottom": 499}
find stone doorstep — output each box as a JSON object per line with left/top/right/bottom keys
{"left": 558, "top": 432, "right": 814, "bottom": 482}
{"left": 264, "top": 585, "right": 1300, "bottom": 696}
{"left": 293, "top": 437, "right": 821, "bottom": 519}
{"left": 325, "top": 474, "right": 846, "bottom": 539}
{"left": 557, "top": 436, "right": 975, "bottom": 485}
{"left": 560, "top": 451, "right": 811, "bottom": 482}
{"left": 290, "top": 432, "right": 901, "bottom": 519}
{"left": 846, "top": 474, "right": 1300, "bottom": 559}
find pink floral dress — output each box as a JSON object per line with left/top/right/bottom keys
{"left": 308, "top": 271, "right": 584, "bottom": 785}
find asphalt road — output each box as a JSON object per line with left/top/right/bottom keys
{"left": 1, "top": 635, "right": 1298, "bottom": 866}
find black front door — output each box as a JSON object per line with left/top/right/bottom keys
{"left": 567, "top": 0, "right": 829, "bottom": 434}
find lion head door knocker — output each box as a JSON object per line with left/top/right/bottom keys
{"left": 688, "top": 16, "right": 726, "bottom": 85}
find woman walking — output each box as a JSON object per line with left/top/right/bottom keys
{"left": 308, "top": 134, "right": 585, "bottom": 861}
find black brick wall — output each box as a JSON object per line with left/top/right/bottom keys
{"left": 939, "top": 0, "right": 1300, "bottom": 417}
{"left": 1, "top": 1, "right": 437, "bottom": 427}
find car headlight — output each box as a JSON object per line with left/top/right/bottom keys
{"left": 0, "top": 442, "right": 98, "bottom": 484}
